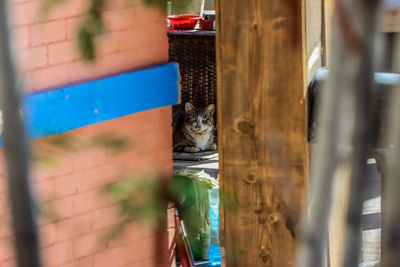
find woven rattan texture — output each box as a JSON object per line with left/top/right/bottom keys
{"left": 168, "top": 31, "right": 216, "bottom": 111}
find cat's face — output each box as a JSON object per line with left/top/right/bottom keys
{"left": 184, "top": 102, "right": 215, "bottom": 134}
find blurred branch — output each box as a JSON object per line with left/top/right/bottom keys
{"left": 296, "top": 0, "right": 381, "bottom": 266}
{"left": 342, "top": 1, "right": 382, "bottom": 267}
{"left": 0, "top": 1, "right": 42, "bottom": 266}
{"left": 381, "top": 36, "right": 400, "bottom": 267}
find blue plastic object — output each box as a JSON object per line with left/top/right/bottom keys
{"left": 208, "top": 189, "right": 221, "bottom": 265}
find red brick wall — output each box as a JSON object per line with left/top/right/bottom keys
{"left": 11, "top": 0, "right": 168, "bottom": 91}
{"left": 0, "top": 0, "right": 175, "bottom": 266}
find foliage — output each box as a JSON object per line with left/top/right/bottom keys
{"left": 102, "top": 169, "right": 218, "bottom": 259}
{"left": 172, "top": 169, "right": 217, "bottom": 259}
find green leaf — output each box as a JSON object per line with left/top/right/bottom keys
{"left": 78, "top": 27, "right": 96, "bottom": 60}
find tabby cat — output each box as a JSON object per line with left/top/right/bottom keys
{"left": 173, "top": 102, "right": 217, "bottom": 153}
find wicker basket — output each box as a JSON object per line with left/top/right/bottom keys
{"left": 168, "top": 30, "right": 216, "bottom": 111}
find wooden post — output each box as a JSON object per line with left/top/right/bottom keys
{"left": 215, "top": 0, "right": 308, "bottom": 266}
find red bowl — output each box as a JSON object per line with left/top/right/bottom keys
{"left": 168, "top": 15, "right": 200, "bottom": 30}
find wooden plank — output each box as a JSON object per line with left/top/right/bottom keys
{"left": 20, "top": 63, "right": 179, "bottom": 141}
{"left": 305, "top": 0, "right": 323, "bottom": 84}
{"left": 216, "top": 0, "right": 308, "bottom": 266}
{"left": 324, "top": 0, "right": 335, "bottom": 66}
{"left": 328, "top": 164, "right": 351, "bottom": 267}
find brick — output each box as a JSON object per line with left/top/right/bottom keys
{"left": 106, "top": 223, "right": 154, "bottom": 250}
{"left": 0, "top": 174, "right": 9, "bottom": 195}
{"left": 131, "top": 126, "right": 172, "bottom": 154}
{"left": 42, "top": 239, "right": 74, "bottom": 266}
{"left": 30, "top": 64, "right": 69, "bottom": 90}
{"left": 11, "top": 1, "right": 42, "bottom": 26}
{"left": 116, "top": 22, "right": 168, "bottom": 52}
{"left": 33, "top": 151, "right": 74, "bottom": 181}
{"left": 67, "top": 59, "right": 104, "bottom": 84}
{"left": 134, "top": 43, "right": 169, "bottom": 68}
{"left": 44, "top": 20, "right": 67, "bottom": 43}
{"left": 126, "top": 235, "right": 157, "bottom": 262}
{"left": 0, "top": 216, "right": 12, "bottom": 239}
{"left": 73, "top": 189, "right": 106, "bottom": 216}
{"left": 91, "top": 205, "right": 118, "bottom": 231}
{"left": 30, "top": 23, "right": 45, "bottom": 47}
{"left": 0, "top": 153, "right": 5, "bottom": 176}
{"left": 84, "top": 162, "right": 123, "bottom": 189}
{"left": 10, "top": 0, "right": 30, "bottom": 4}
{"left": 167, "top": 228, "right": 175, "bottom": 253}
{"left": 39, "top": 222, "right": 56, "bottom": 247}
{"left": 34, "top": 177, "right": 55, "bottom": 200}
{"left": 104, "top": 107, "right": 172, "bottom": 136}
{"left": 66, "top": 17, "right": 82, "bottom": 40}
{"left": 14, "top": 26, "right": 30, "bottom": 49}
{"left": 0, "top": 237, "right": 15, "bottom": 261}
{"left": 44, "top": 195, "right": 75, "bottom": 220}
{"left": 70, "top": 148, "right": 105, "bottom": 172}
{"left": 96, "top": 32, "right": 119, "bottom": 55}
{"left": 31, "top": 20, "right": 67, "bottom": 47}
{"left": 93, "top": 247, "right": 123, "bottom": 267}
{"left": 55, "top": 213, "right": 92, "bottom": 242}
{"left": 17, "top": 46, "right": 47, "bottom": 71}
{"left": 167, "top": 207, "right": 175, "bottom": 230}
{"left": 48, "top": 40, "right": 80, "bottom": 65}
{"left": 103, "top": 0, "right": 126, "bottom": 11}
{"left": 60, "top": 256, "right": 93, "bottom": 267}
{"left": 2, "top": 259, "right": 16, "bottom": 267}
{"left": 0, "top": 192, "right": 10, "bottom": 216}
{"left": 73, "top": 230, "right": 107, "bottom": 258}
{"left": 134, "top": 4, "right": 165, "bottom": 25}
{"left": 54, "top": 169, "right": 96, "bottom": 198}
{"left": 102, "top": 7, "right": 137, "bottom": 31}
{"left": 46, "top": 0, "right": 86, "bottom": 21}
{"left": 54, "top": 173, "right": 79, "bottom": 198}
{"left": 99, "top": 49, "right": 141, "bottom": 77}
{"left": 130, "top": 257, "right": 157, "bottom": 267}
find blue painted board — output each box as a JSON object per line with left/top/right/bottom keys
{"left": 23, "top": 63, "right": 179, "bottom": 139}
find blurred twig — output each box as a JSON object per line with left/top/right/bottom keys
{"left": 0, "top": 1, "right": 42, "bottom": 266}
{"left": 381, "top": 36, "right": 400, "bottom": 267}
{"left": 342, "top": 1, "right": 382, "bottom": 267}
{"left": 296, "top": 0, "right": 381, "bottom": 266}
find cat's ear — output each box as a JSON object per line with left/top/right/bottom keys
{"left": 205, "top": 104, "right": 215, "bottom": 115}
{"left": 185, "top": 102, "right": 195, "bottom": 113}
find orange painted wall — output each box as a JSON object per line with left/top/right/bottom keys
{"left": 0, "top": 0, "right": 175, "bottom": 266}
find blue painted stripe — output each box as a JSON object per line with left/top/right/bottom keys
{"left": 23, "top": 63, "right": 179, "bottom": 139}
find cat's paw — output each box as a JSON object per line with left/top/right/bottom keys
{"left": 207, "top": 143, "right": 217, "bottom": 151}
{"left": 184, "top": 146, "right": 200, "bottom": 153}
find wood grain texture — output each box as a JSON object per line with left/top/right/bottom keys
{"left": 324, "top": 0, "right": 335, "bottom": 66}
{"left": 329, "top": 164, "right": 351, "bottom": 267}
{"left": 305, "top": 0, "right": 323, "bottom": 84}
{"left": 216, "top": 0, "right": 308, "bottom": 266}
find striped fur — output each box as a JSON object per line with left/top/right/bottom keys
{"left": 173, "top": 103, "right": 217, "bottom": 153}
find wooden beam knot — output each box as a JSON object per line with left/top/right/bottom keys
{"left": 259, "top": 247, "right": 272, "bottom": 265}
{"left": 243, "top": 172, "right": 257, "bottom": 184}
{"left": 235, "top": 117, "right": 254, "bottom": 134}
{"left": 268, "top": 213, "right": 279, "bottom": 224}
